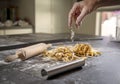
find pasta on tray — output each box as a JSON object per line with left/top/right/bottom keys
{"left": 43, "top": 43, "right": 101, "bottom": 62}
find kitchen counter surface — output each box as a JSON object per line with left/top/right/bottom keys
{"left": 0, "top": 33, "right": 102, "bottom": 51}
{"left": 0, "top": 34, "right": 120, "bottom": 84}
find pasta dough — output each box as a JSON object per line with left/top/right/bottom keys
{"left": 43, "top": 43, "right": 101, "bottom": 62}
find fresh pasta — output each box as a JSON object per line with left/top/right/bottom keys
{"left": 44, "top": 46, "right": 79, "bottom": 62}
{"left": 43, "top": 43, "right": 101, "bottom": 62}
{"left": 73, "top": 44, "right": 101, "bottom": 57}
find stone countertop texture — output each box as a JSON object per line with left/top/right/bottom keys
{"left": 0, "top": 33, "right": 120, "bottom": 84}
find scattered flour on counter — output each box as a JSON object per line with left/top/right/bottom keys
{"left": 19, "top": 56, "right": 63, "bottom": 72}
{"left": 20, "top": 61, "right": 62, "bottom": 72}
{"left": 0, "top": 60, "right": 9, "bottom": 65}
{"left": 0, "top": 59, "right": 21, "bottom": 66}
{"left": 20, "top": 64, "right": 42, "bottom": 71}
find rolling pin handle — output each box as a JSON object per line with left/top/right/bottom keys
{"left": 5, "top": 54, "right": 18, "bottom": 62}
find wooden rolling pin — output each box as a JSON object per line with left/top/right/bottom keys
{"left": 5, "top": 54, "right": 18, "bottom": 62}
{"left": 4, "top": 43, "right": 52, "bottom": 62}
{"left": 17, "top": 43, "right": 52, "bottom": 60}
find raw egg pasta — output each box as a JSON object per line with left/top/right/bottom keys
{"left": 73, "top": 44, "right": 101, "bottom": 57}
{"left": 43, "top": 43, "right": 101, "bottom": 62}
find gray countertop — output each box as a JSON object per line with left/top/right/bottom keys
{"left": 0, "top": 33, "right": 102, "bottom": 51}
{"left": 0, "top": 34, "right": 120, "bottom": 84}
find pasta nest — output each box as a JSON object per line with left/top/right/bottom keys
{"left": 73, "top": 44, "right": 101, "bottom": 57}
{"left": 43, "top": 43, "right": 101, "bottom": 62}
{"left": 44, "top": 46, "right": 79, "bottom": 62}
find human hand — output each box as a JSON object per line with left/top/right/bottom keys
{"left": 68, "top": 0, "right": 100, "bottom": 28}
